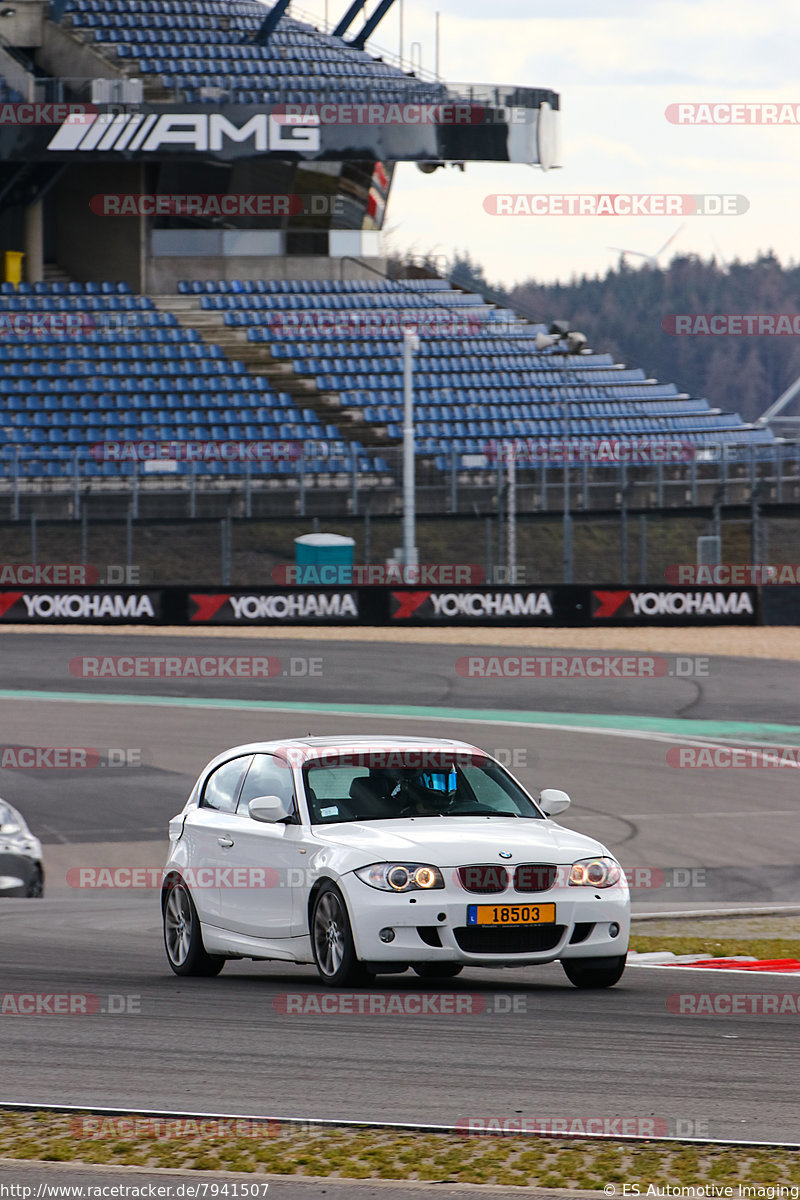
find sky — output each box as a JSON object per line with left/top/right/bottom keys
{"left": 289, "top": 0, "right": 799, "bottom": 287}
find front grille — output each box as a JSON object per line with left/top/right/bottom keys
{"left": 457, "top": 865, "right": 509, "bottom": 894}
{"left": 514, "top": 864, "right": 557, "bottom": 892}
{"left": 454, "top": 925, "right": 564, "bottom": 954}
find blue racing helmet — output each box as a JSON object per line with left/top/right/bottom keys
{"left": 419, "top": 769, "right": 457, "bottom": 794}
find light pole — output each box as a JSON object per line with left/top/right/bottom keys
{"left": 561, "top": 356, "right": 572, "bottom": 584}
{"left": 506, "top": 441, "right": 516, "bottom": 581}
{"left": 435, "top": 11, "right": 440, "bottom": 78}
{"left": 402, "top": 329, "right": 419, "bottom": 567}
{"left": 536, "top": 322, "right": 588, "bottom": 585}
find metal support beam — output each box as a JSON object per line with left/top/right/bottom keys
{"left": 349, "top": 0, "right": 398, "bottom": 50}
{"left": 332, "top": 0, "right": 369, "bottom": 39}
{"left": 350, "top": 443, "right": 359, "bottom": 516}
{"left": 561, "top": 382, "right": 572, "bottom": 585}
{"left": 23, "top": 200, "right": 43, "bottom": 283}
{"left": 401, "top": 330, "right": 419, "bottom": 567}
{"left": 506, "top": 445, "right": 516, "bottom": 579}
{"left": 253, "top": 0, "right": 291, "bottom": 47}
{"left": 757, "top": 373, "right": 800, "bottom": 425}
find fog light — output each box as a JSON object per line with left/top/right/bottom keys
{"left": 609, "top": 922, "right": 620, "bottom": 938}
{"left": 379, "top": 927, "right": 395, "bottom": 943}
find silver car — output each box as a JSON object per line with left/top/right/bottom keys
{"left": 0, "top": 800, "right": 44, "bottom": 897}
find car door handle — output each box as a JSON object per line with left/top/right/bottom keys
{"left": 217, "top": 836, "right": 234, "bottom": 848}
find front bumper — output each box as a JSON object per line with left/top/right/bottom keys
{"left": 342, "top": 875, "right": 630, "bottom": 967}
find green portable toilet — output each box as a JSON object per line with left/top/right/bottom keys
{"left": 294, "top": 533, "right": 355, "bottom": 583}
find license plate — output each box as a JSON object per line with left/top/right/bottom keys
{"left": 467, "top": 903, "right": 556, "bottom": 926}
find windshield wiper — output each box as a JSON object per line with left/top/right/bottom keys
{"left": 446, "top": 809, "right": 520, "bottom": 818}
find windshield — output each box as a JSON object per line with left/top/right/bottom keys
{"left": 303, "top": 756, "right": 544, "bottom": 824}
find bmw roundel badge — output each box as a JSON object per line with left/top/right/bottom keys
{"left": 499, "top": 851, "right": 512, "bottom": 859}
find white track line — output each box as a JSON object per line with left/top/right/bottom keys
{"left": 0, "top": 1101, "right": 796, "bottom": 1150}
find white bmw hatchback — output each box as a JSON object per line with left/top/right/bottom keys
{"left": 162, "top": 736, "right": 630, "bottom": 988}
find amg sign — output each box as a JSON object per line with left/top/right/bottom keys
{"left": 47, "top": 111, "right": 321, "bottom": 154}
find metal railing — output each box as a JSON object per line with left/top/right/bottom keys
{"left": 0, "top": 443, "right": 796, "bottom": 524}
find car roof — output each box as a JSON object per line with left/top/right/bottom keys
{"left": 201, "top": 735, "right": 485, "bottom": 772}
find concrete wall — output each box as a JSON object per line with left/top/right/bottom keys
{"left": 0, "top": 46, "right": 34, "bottom": 100}
{"left": 52, "top": 163, "right": 145, "bottom": 287}
{"left": 146, "top": 254, "right": 389, "bottom": 293}
{"left": 39, "top": 20, "right": 127, "bottom": 89}
{"left": 0, "top": 0, "right": 48, "bottom": 49}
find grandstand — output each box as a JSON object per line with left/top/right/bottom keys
{"left": 60, "top": 0, "right": 452, "bottom": 107}
{"left": 0, "top": 0, "right": 784, "bottom": 513}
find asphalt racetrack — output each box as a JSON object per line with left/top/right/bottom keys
{"left": 0, "top": 632, "right": 798, "bottom": 1144}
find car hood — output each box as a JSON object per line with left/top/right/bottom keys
{"left": 311, "top": 817, "right": 609, "bottom": 865}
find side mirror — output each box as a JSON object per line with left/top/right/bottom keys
{"left": 539, "top": 788, "right": 571, "bottom": 817}
{"left": 248, "top": 794, "right": 293, "bottom": 823}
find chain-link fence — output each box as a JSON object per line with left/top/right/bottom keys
{"left": 2, "top": 507, "right": 796, "bottom": 588}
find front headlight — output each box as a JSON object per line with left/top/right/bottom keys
{"left": 355, "top": 862, "right": 445, "bottom": 892}
{"left": 569, "top": 857, "right": 622, "bottom": 888}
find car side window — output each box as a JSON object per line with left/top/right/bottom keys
{"left": 200, "top": 757, "right": 250, "bottom": 813}
{"left": 237, "top": 753, "right": 295, "bottom": 816}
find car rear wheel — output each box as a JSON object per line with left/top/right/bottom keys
{"left": 163, "top": 880, "right": 225, "bottom": 977}
{"left": 413, "top": 964, "right": 463, "bottom": 979}
{"left": 311, "top": 882, "right": 372, "bottom": 987}
{"left": 562, "top": 954, "right": 626, "bottom": 989}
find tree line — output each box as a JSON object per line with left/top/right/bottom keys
{"left": 438, "top": 250, "right": 800, "bottom": 425}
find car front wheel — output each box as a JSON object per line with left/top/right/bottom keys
{"left": 311, "top": 882, "right": 372, "bottom": 987}
{"left": 163, "top": 880, "right": 225, "bottom": 977}
{"left": 25, "top": 866, "right": 44, "bottom": 898}
{"left": 562, "top": 954, "right": 626, "bottom": 989}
